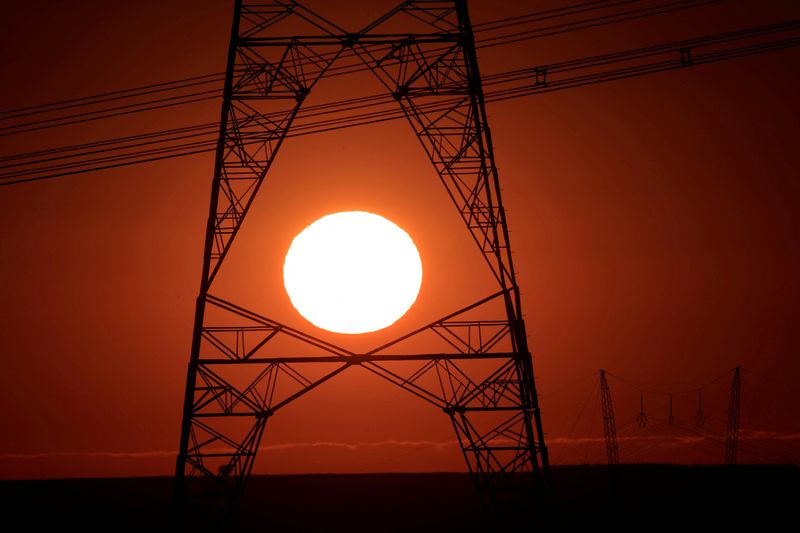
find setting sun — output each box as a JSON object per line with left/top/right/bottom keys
{"left": 283, "top": 211, "right": 423, "bottom": 334}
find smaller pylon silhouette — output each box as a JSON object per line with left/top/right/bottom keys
{"left": 725, "top": 366, "right": 742, "bottom": 465}
{"left": 668, "top": 394, "right": 675, "bottom": 425}
{"left": 636, "top": 393, "right": 647, "bottom": 428}
{"left": 599, "top": 370, "right": 619, "bottom": 465}
{"left": 695, "top": 391, "right": 706, "bottom": 427}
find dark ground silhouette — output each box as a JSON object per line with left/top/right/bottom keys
{"left": 1, "top": 465, "right": 797, "bottom": 531}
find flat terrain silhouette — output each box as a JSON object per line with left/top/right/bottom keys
{"left": 1, "top": 465, "right": 797, "bottom": 531}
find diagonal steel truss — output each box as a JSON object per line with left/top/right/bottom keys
{"left": 175, "top": 0, "right": 549, "bottom": 521}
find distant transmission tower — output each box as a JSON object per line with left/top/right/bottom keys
{"left": 695, "top": 391, "right": 705, "bottom": 427}
{"left": 668, "top": 394, "right": 674, "bottom": 425}
{"left": 599, "top": 369, "right": 619, "bottom": 465}
{"left": 174, "top": 0, "right": 549, "bottom": 520}
{"left": 725, "top": 366, "right": 741, "bottom": 465}
{"left": 636, "top": 393, "right": 647, "bottom": 428}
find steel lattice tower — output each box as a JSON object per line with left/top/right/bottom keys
{"left": 725, "top": 366, "right": 741, "bottom": 465}
{"left": 174, "top": 0, "right": 549, "bottom": 519}
{"left": 599, "top": 369, "right": 619, "bottom": 465}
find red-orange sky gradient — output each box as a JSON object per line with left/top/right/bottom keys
{"left": 1, "top": 0, "right": 799, "bottom": 479}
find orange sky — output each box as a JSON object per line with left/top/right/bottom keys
{"left": 1, "top": 0, "right": 799, "bottom": 479}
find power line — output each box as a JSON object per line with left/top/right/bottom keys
{"left": 0, "top": 0, "right": 719, "bottom": 135}
{"left": 474, "top": 0, "right": 639, "bottom": 33}
{"left": 0, "top": 90, "right": 220, "bottom": 137}
{"left": 2, "top": 16, "right": 797, "bottom": 186}
{"left": 0, "top": 72, "right": 225, "bottom": 119}
{"left": 0, "top": 122, "right": 219, "bottom": 164}
{"left": 479, "top": 0, "right": 726, "bottom": 48}
{"left": 605, "top": 368, "right": 735, "bottom": 396}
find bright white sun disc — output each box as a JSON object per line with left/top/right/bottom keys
{"left": 283, "top": 211, "right": 423, "bottom": 334}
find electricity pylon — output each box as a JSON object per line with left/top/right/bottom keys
{"left": 599, "top": 369, "right": 619, "bottom": 465}
{"left": 174, "top": 0, "right": 549, "bottom": 519}
{"left": 725, "top": 366, "right": 741, "bottom": 465}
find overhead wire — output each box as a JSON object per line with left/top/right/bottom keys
{"left": 604, "top": 368, "right": 735, "bottom": 396}
{"left": 0, "top": 90, "right": 220, "bottom": 137}
{"left": 479, "top": 0, "right": 726, "bottom": 48}
{"left": 0, "top": 122, "right": 219, "bottom": 164}
{"left": 0, "top": 71, "right": 225, "bottom": 119}
{"left": 3, "top": 4, "right": 797, "bottom": 186}
{"left": 473, "top": 0, "right": 638, "bottom": 32}
{"left": 0, "top": 0, "right": 719, "bottom": 136}
{"left": 4, "top": 26, "right": 797, "bottom": 186}
{"left": 0, "top": 0, "right": 640, "bottom": 119}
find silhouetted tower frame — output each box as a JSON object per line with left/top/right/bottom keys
{"left": 725, "top": 366, "right": 741, "bottom": 465}
{"left": 695, "top": 391, "right": 705, "bottom": 427}
{"left": 668, "top": 394, "right": 674, "bottom": 425}
{"left": 174, "top": 0, "right": 550, "bottom": 519}
{"left": 636, "top": 393, "right": 647, "bottom": 428}
{"left": 599, "top": 369, "right": 619, "bottom": 465}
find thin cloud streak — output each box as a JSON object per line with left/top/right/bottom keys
{"left": 1, "top": 431, "right": 798, "bottom": 461}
